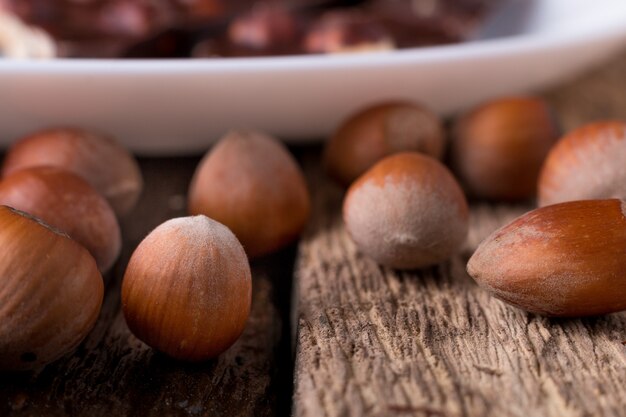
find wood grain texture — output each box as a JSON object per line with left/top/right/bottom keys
{"left": 293, "top": 53, "right": 626, "bottom": 417}
{"left": 293, "top": 176, "right": 626, "bottom": 417}
{"left": 0, "top": 50, "right": 625, "bottom": 417}
{"left": 0, "top": 157, "right": 295, "bottom": 417}
{"left": 545, "top": 53, "right": 626, "bottom": 132}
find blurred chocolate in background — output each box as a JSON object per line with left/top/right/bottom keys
{"left": 1, "top": 0, "right": 501, "bottom": 58}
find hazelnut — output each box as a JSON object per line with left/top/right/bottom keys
{"left": 0, "top": 206, "right": 103, "bottom": 371}
{"left": 303, "top": 10, "right": 395, "bottom": 54}
{"left": 0, "top": 167, "right": 121, "bottom": 272}
{"left": 467, "top": 199, "right": 626, "bottom": 317}
{"left": 121, "top": 215, "right": 251, "bottom": 361}
{"left": 324, "top": 101, "right": 445, "bottom": 186}
{"left": 538, "top": 121, "right": 626, "bottom": 207}
{"left": 2, "top": 127, "right": 143, "bottom": 217}
{"left": 451, "top": 97, "right": 559, "bottom": 201}
{"left": 368, "top": 0, "right": 485, "bottom": 47}
{"left": 188, "top": 130, "right": 311, "bottom": 258}
{"left": 344, "top": 152, "right": 469, "bottom": 269}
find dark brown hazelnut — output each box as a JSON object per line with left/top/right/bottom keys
{"left": 325, "top": 101, "right": 445, "bottom": 186}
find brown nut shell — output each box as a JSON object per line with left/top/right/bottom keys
{"left": 2, "top": 127, "right": 143, "bottom": 216}
{"left": 0, "top": 206, "right": 103, "bottom": 371}
{"left": 0, "top": 167, "right": 122, "bottom": 272}
{"left": 538, "top": 121, "right": 626, "bottom": 206}
{"left": 343, "top": 152, "right": 469, "bottom": 269}
{"left": 467, "top": 199, "right": 626, "bottom": 317}
{"left": 188, "top": 130, "right": 311, "bottom": 258}
{"left": 452, "top": 97, "right": 559, "bottom": 200}
{"left": 122, "top": 216, "right": 252, "bottom": 361}
{"left": 325, "top": 102, "right": 446, "bottom": 187}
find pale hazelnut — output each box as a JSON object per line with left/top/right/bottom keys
{"left": 344, "top": 152, "right": 469, "bottom": 269}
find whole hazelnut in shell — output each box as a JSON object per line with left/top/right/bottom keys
{"left": 0, "top": 206, "right": 103, "bottom": 371}
{"left": 2, "top": 127, "right": 143, "bottom": 216}
{"left": 122, "top": 215, "right": 251, "bottom": 361}
{"left": 467, "top": 199, "right": 626, "bottom": 317}
{"left": 188, "top": 130, "right": 311, "bottom": 258}
{"left": 343, "top": 152, "right": 469, "bottom": 269}
{"left": 538, "top": 121, "right": 626, "bottom": 206}
{"left": 452, "top": 97, "right": 559, "bottom": 200}
{"left": 325, "top": 101, "right": 446, "bottom": 186}
{"left": 0, "top": 167, "right": 122, "bottom": 272}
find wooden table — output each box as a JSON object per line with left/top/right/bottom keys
{"left": 1, "top": 53, "right": 626, "bottom": 416}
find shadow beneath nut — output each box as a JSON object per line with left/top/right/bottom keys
{"left": 249, "top": 242, "right": 298, "bottom": 417}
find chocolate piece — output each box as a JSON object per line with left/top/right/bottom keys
{"left": 123, "top": 28, "right": 195, "bottom": 58}
{"left": 4, "top": 1, "right": 163, "bottom": 41}
{"left": 303, "top": 9, "right": 394, "bottom": 54}
{"left": 191, "top": 37, "right": 223, "bottom": 57}
{"left": 226, "top": 3, "right": 303, "bottom": 55}
{"left": 2, "top": 0, "right": 501, "bottom": 58}
{"left": 176, "top": 0, "right": 226, "bottom": 20}
{"left": 368, "top": 0, "right": 498, "bottom": 47}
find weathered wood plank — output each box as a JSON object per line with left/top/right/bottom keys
{"left": 0, "top": 157, "right": 294, "bottom": 417}
{"left": 545, "top": 52, "right": 626, "bottom": 131}
{"left": 294, "top": 166, "right": 626, "bottom": 417}
{"left": 293, "top": 54, "right": 626, "bottom": 417}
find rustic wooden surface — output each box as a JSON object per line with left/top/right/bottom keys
{"left": 0, "top": 52, "right": 625, "bottom": 417}
{"left": 0, "top": 157, "right": 295, "bottom": 417}
{"left": 293, "top": 53, "right": 626, "bottom": 417}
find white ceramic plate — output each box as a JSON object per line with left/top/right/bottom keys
{"left": 1, "top": 0, "right": 626, "bottom": 154}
